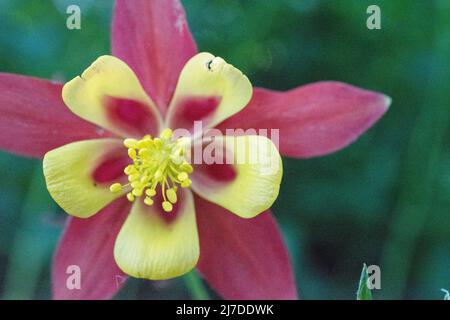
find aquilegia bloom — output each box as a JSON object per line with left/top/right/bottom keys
{"left": 44, "top": 51, "right": 283, "bottom": 280}
{"left": 0, "top": 0, "right": 390, "bottom": 300}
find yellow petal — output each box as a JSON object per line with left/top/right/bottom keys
{"left": 114, "top": 189, "right": 199, "bottom": 280}
{"left": 166, "top": 52, "right": 252, "bottom": 132}
{"left": 62, "top": 55, "right": 162, "bottom": 138}
{"left": 191, "top": 135, "right": 283, "bottom": 218}
{"left": 43, "top": 138, "right": 126, "bottom": 218}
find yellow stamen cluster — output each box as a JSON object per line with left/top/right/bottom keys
{"left": 109, "top": 129, "right": 192, "bottom": 212}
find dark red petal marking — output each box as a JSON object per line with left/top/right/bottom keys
{"left": 194, "top": 162, "right": 237, "bottom": 184}
{"left": 141, "top": 188, "right": 187, "bottom": 224}
{"left": 92, "top": 149, "right": 130, "bottom": 184}
{"left": 191, "top": 139, "right": 237, "bottom": 187}
{"left": 104, "top": 96, "right": 159, "bottom": 137}
{"left": 111, "top": 0, "right": 198, "bottom": 114}
{"left": 170, "top": 96, "right": 221, "bottom": 132}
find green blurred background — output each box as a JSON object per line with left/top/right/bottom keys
{"left": 1, "top": 0, "right": 449, "bottom": 299}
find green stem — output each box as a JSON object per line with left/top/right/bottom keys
{"left": 183, "top": 270, "right": 210, "bottom": 300}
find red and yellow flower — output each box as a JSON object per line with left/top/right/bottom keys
{"left": 44, "top": 51, "right": 283, "bottom": 281}
{"left": 0, "top": 0, "right": 390, "bottom": 300}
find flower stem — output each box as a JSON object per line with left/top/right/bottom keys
{"left": 183, "top": 270, "right": 210, "bottom": 300}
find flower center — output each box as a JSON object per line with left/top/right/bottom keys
{"left": 109, "top": 128, "right": 192, "bottom": 212}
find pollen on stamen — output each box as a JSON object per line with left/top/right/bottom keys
{"left": 109, "top": 128, "right": 193, "bottom": 212}
{"left": 162, "top": 201, "right": 173, "bottom": 212}
{"left": 109, "top": 182, "right": 122, "bottom": 193}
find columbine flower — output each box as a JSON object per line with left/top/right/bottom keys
{"left": 0, "top": 0, "right": 390, "bottom": 300}
{"left": 45, "top": 49, "right": 284, "bottom": 281}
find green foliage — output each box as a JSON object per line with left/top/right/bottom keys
{"left": 356, "top": 264, "right": 372, "bottom": 300}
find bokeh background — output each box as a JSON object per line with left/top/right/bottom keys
{"left": 1, "top": 0, "right": 449, "bottom": 299}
